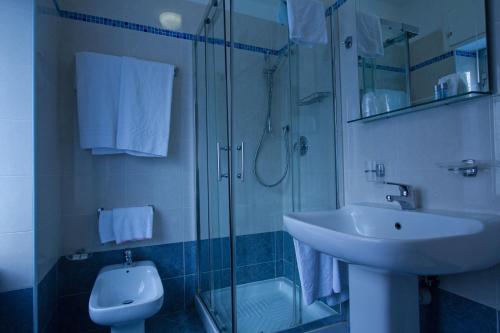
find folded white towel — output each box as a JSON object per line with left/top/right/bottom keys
{"left": 112, "top": 206, "right": 154, "bottom": 244}
{"left": 116, "top": 57, "right": 175, "bottom": 157}
{"left": 98, "top": 209, "right": 115, "bottom": 244}
{"left": 357, "top": 11, "right": 384, "bottom": 58}
{"left": 286, "top": 0, "right": 328, "bottom": 46}
{"left": 293, "top": 238, "right": 348, "bottom": 306}
{"left": 75, "top": 52, "right": 121, "bottom": 152}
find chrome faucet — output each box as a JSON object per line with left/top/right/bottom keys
{"left": 385, "top": 182, "right": 418, "bottom": 210}
{"left": 124, "top": 249, "right": 133, "bottom": 266}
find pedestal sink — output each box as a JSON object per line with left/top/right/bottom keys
{"left": 284, "top": 204, "right": 500, "bottom": 333}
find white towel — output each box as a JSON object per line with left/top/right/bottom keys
{"left": 277, "top": 0, "right": 288, "bottom": 26}
{"left": 286, "top": 0, "right": 328, "bottom": 46}
{"left": 112, "top": 206, "right": 154, "bottom": 244}
{"left": 116, "top": 57, "right": 174, "bottom": 157}
{"left": 98, "top": 210, "right": 115, "bottom": 244}
{"left": 75, "top": 52, "right": 121, "bottom": 152}
{"left": 293, "top": 238, "right": 348, "bottom": 306}
{"left": 357, "top": 11, "right": 384, "bottom": 58}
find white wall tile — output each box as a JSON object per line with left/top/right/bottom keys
{"left": 0, "top": 176, "right": 33, "bottom": 233}
{"left": 0, "top": 231, "right": 34, "bottom": 292}
{"left": 0, "top": 120, "right": 33, "bottom": 176}
{"left": 0, "top": 0, "right": 34, "bottom": 292}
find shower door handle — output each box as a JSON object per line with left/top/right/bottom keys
{"left": 237, "top": 142, "right": 244, "bottom": 182}
{"left": 217, "top": 142, "right": 228, "bottom": 181}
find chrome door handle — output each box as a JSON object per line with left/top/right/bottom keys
{"left": 237, "top": 142, "right": 244, "bottom": 181}
{"left": 217, "top": 142, "right": 228, "bottom": 181}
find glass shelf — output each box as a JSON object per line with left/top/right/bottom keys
{"left": 348, "top": 91, "right": 491, "bottom": 123}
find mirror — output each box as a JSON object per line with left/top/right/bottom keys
{"left": 354, "top": 0, "right": 489, "bottom": 121}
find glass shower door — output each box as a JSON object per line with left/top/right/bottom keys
{"left": 196, "top": 1, "right": 233, "bottom": 331}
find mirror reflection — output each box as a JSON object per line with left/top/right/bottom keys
{"left": 356, "top": 0, "right": 488, "bottom": 119}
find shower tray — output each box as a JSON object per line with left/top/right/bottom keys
{"left": 200, "top": 277, "right": 338, "bottom": 333}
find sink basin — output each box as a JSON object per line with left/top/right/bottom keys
{"left": 284, "top": 204, "right": 500, "bottom": 275}
{"left": 284, "top": 204, "right": 500, "bottom": 333}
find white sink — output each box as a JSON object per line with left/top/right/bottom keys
{"left": 284, "top": 204, "right": 500, "bottom": 333}
{"left": 284, "top": 204, "right": 500, "bottom": 275}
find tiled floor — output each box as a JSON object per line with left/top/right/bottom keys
{"left": 146, "top": 309, "right": 206, "bottom": 333}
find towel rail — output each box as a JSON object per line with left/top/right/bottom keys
{"left": 97, "top": 205, "right": 155, "bottom": 215}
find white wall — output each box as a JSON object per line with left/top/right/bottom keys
{"left": 338, "top": 0, "right": 500, "bottom": 308}
{"left": 0, "top": 0, "right": 34, "bottom": 292}
{"left": 36, "top": 1, "right": 204, "bottom": 257}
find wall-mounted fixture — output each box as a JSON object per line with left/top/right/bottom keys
{"left": 437, "top": 159, "right": 484, "bottom": 177}
{"left": 294, "top": 136, "right": 309, "bottom": 156}
{"left": 159, "top": 12, "right": 182, "bottom": 30}
{"left": 65, "top": 248, "right": 92, "bottom": 261}
{"left": 364, "top": 161, "right": 385, "bottom": 182}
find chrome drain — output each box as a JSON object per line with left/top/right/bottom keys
{"left": 122, "top": 300, "right": 134, "bottom": 305}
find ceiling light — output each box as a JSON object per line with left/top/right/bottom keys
{"left": 159, "top": 12, "right": 182, "bottom": 31}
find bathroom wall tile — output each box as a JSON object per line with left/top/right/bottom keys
{"left": 184, "top": 274, "right": 197, "bottom": 309}
{"left": 432, "top": 289, "right": 497, "bottom": 333}
{"left": 184, "top": 241, "right": 197, "bottom": 275}
{"left": 283, "top": 261, "right": 297, "bottom": 283}
{"left": 0, "top": 176, "right": 33, "bottom": 233}
{"left": 38, "top": 263, "right": 57, "bottom": 333}
{"left": 58, "top": 293, "right": 98, "bottom": 333}
{"left": 275, "top": 230, "right": 283, "bottom": 261}
{"left": 58, "top": 250, "right": 123, "bottom": 296}
{"left": 199, "top": 238, "right": 230, "bottom": 273}
{"left": 160, "top": 277, "right": 185, "bottom": 314}
{"left": 0, "top": 120, "right": 33, "bottom": 176}
{"left": 134, "top": 242, "right": 184, "bottom": 279}
{"left": 0, "top": 288, "right": 33, "bottom": 333}
{"left": 236, "top": 232, "right": 275, "bottom": 266}
{"left": 200, "top": 269, "right": 232, "bottom": 292}
{"left": 283, "top": 231, "right": 296, "bottom": 263}
{"left": 0, "top": 231, "right": 34, "bottom": 292}
{"left": 276, "top": 260, "right": 284, "bottom": 277}
{"left": 236, "top": 262, "right": 275, "bottom": 285}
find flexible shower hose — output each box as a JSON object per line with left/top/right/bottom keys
{"left": 253, "top": 125, "right": 290, "bottom": 188}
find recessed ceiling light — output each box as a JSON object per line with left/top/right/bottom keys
{"left": 159, "top": 12, "right": 182, "bottom": 31}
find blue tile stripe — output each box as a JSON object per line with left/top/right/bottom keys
{"left": 50, "top": 0, "right": 280, "bottom": 56}
{"left": 49, "top": 0, "right": 348, "bottom": 57}
{"left": 362, "top": 49, "right": 480, "bottom": 74}
{"left": 410, "top": 51, "right": 454, "bottom": 71}
{"left": 455, "top": 50, "right": 478, "bottom": 58}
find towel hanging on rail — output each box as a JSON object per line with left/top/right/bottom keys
{"left": 76, "top": 52, "right": 175, "bottom": 157}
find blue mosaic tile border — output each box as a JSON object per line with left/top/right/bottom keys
{"left": 362, "top": 49, "right": 481, "bottom": 74}
{"left": 49, "top": 0, "right": 348, "bottom": 57}
{"left": 50, "top": 0, "right": 280, "bottom": 56}
{"left": 411, "top": 51, "right": 454, "bottom": 71}
{"left": 455, "top": 50, "right": 478, "bottom": 58}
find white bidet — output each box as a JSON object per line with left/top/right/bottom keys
{"left": 89, "top": 261, "right": 164, "bottom": 333}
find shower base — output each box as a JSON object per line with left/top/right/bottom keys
{"left": 198, "top": 277, "right": 338, "bottom": 333}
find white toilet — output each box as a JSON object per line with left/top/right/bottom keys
{"left": 89, "top": 260, "right": 164, "bottom": 333}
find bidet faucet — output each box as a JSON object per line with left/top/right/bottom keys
{"left": 124, "top": 249, "right": 133, "bottom": 266}
{"left": 384, "top": 182, "right": 418, "bottom": 210}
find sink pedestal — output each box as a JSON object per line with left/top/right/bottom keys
{"left": 349, "top": 265, "right": 420, "bottom": 333}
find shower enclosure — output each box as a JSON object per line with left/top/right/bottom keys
{"left": 194, "top": 1, "right": 346, "bottom": 332}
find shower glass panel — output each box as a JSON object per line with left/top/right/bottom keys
{"left": 230, "top": 1, "right": 300, "bottom": 331}
{"left": 195, "top": 2, "right": 233, "bottom": 331}
{"left": 195, "top": 1, "right": 347, "bottom": 332}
